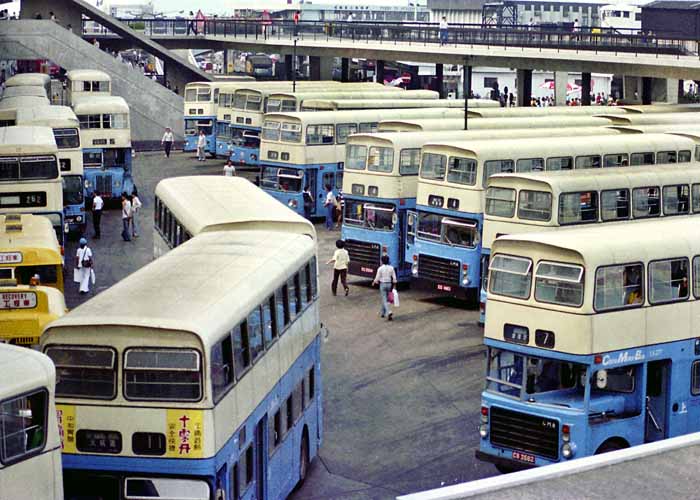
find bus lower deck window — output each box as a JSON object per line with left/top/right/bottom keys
{"left": 0, "top": 389, "right": 47, "bottom": 463}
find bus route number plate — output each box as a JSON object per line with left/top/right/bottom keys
{"left": 512, "top": 450, "right": 535, "bottom": 464}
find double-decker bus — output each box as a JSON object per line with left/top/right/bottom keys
{"left": 0, "top": 344, "right": 63, "bottom": 499}
{"left": 482, "top": 163, "right": 700, "bottom": 322}
{"left": 223, "top": 82, "right": 387, "bottom": 164}
{"left": 477, "top": 216, "right": 700, "bottom": 471}
{"left": 153, "top": 176, "right": 313, "bottom": 258}
{"left": 259, "top": 108, "right": 467, "bottom": 221}
{"left": 42, "top": 181, "right": 322, "bottom": 500}
{"left": 266, "top": 89, "right": 434, "bottom": 114}
{"left": 4, "top": 72, "right": 52, "bottom": 98}
{"left": 73, "top": 96, "right": 134, "bottom": 201}
{"left": 412, "top": 131, "right": 700, "bottom": 303}
{"left": 341, "top": 125, "right": 644, "bottom": 283}
{"left": 65, "top": 69, "right": 111, "bottom": 105}
{"left": 0, "top": 127, "right": 65, "bottom": 247}
{"left": 0, "top": 214, "right": 65, "bottom": 293}
{"left": 2, "top": 85, "right": 49, "bottom": 100}
{"left": 16, "top": 106, "right": 85, "bottom": 235}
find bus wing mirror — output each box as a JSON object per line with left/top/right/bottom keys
{"left": 595, "top": 369, "right": 608, "bottom": 389}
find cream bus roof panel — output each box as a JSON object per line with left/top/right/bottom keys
{"left": 0, "top": 214, "right": 62, "bottom": 260}
{"left": 597, "top": 112, "right": 700, "bottom": 126}
{"left": 0, "top": 343, "right": 56, "bottom": 399}
{"left": 2, "top": 86, "right": 48, "bottom": 99}
{"left": 267, "top": 89, "right": 419, "bottom": 100}
{"left": 302, "top": 99, "right": 470, "bottom": 110}
{"left": 379, "top": 115, "right": 617, "bottom": 131}
{"left": 263, "top": 108, "right": 466, "bottom": 126}
{"left": 0, "top": 126, "right": 57, "bottom": 155}
{"left": 155, "top": 176, "right": 316, "bottom": 238}
{"left": 4, "top": 73, "right": 51, "bottom": 88}
{"left": 71, "top": 95, "right": 129, "bottom": 114}
{"left": 16, "top": 105, "right": 79, "bottom": 128}
{"left": 0, "top": 96, "right": 51, "bottom": 110}
{"left": 45, "top": 229, "right": 316, "bottom": 348}
{"left": 65, "top": 69, "right": 111, "bottom": 81}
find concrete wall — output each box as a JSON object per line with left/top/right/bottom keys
{"left": 0, "top": 20, "right": 184, "bottom": 147}
{"left": 20, "top": 0, "right": 81, "bottom": 33}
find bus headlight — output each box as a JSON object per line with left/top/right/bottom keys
{"left": 462, "top": 277, "right": 470, "bottom": 286}
{"left": 562, "top": 442, "right": 576, "bottom": 459}
{"left": 411, "top": 264, "right": 418, "bottom": 276}
{"left": 288, "top": 199, "right": 298, "bottom": 208}
{"left": 76, "top": 215, "right": 83, "bottom": 222}
{"left": 479, "top": 424, "right": 489, "bottom": 438}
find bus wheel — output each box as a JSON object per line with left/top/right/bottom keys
{"left": 595, "top": 439, "right": 628, "bottom": 454}
{"left": 299, "top": 431, "right": 310, "bottom": 484}
{"left": 495, "top": 464, "right": 516, "bottom": 474}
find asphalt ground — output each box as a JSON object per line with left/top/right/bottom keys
{"left": 64, "top": 151, "right": 495, "bottom": 499}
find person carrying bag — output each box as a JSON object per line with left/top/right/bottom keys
{"left": 372, "top": 255, "right": 397, "bottom": 321}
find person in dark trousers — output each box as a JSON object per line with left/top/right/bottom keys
{"left": 327, "top": 239, "right": 350, "bottom": 296}
{"left": 161, "top": 127, "right": 174, "bottom": 158}
{"left": 92, "top": 192, "right": 104, "bottom": 239}
{"left": 323, "top": 184, "right": 334, "bottom": 230}
{"left": 373, "top": 255, "right": 397, "bottom": 320}
{"left": 293, "top": 10, "right": 300, "bottom": 36}
{"left": 121, "top": 192, "right": 132, "bottom": 241}
{"left": 302, "top": 185, "right": 313, "bottom": 220}
{"left": 187, "top": 12, "right": 198, "bottom": 35}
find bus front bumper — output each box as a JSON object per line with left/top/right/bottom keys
{"left": 348, "top": 261, "right": 377, "bottom": 279}
{"left": 412, "top": 276, "right": 469, "bottom": 299}
{"left": 474, "top": 450, "right": 535, "bottom": 472}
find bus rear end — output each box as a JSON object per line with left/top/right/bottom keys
{"left": 0, "top": 284, "right": 65, "bottom": 347}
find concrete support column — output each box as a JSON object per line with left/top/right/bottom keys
{"left": 554, "top": 71, "right": 567, "bottom": 106}
{"left": 376, "top": 60, "right": 385, "bottom": 84}
{"left": 285, "top": 54, "right": 294, "bottom": 81}
{"left": 435, "top": 63, "right": 444, "bottom": 98}
{"left": 642, "top": 76, "right": 652, "bottom": 105}
{"left": 309, "top": 56, "right": 333, "bottom": 81}
{"left": 341, "top": 57, "right": 350, "bottom": 82}
{"left": 463, "top": 65, "right": 472, "bottom": 129}
{"left": 581, "top": 72, "right": 592, "bottom": 106}
{"left": 623, "top": 76, "right": 642, "bottom": 103}
{"left": 516, "top": 69, "right": 532, "bottom": 107}
{"left": 223, "top": 50, "right": 229, "bottom": 75}
{"left": 666, "top": 78, "right": 679, "bottom": 104}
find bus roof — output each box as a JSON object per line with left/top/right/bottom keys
{"left": 16, "top": 105, "right": 79, "bottom": 128}
{"left": 0, "top": 343, "right": 55, "bottom": 400}
{"left": 379, "top": 115, "right": 615, "bottom": 131}
{"left": 4, "top": 73, "right": 51, "bottom": 87}
{"left": 0, "top": 126, "right": 57, "bottom": 155}
{"left": 488, "top": 163, "right": 700, "bottom": 196}
{"left": 0, "top": 215, "right": 62, "bottom": 264}
{"left": 267, "top": 88, "right": 416, "bottom": 100}
{"left": 302, "top": 99, "right": 469, "bottom": 110}
{"left": 154, "top": 176, "right": 316, "bottom": 238}
{"left": 263, "top": 108, "right": 466, "bottom": 125}
{"left": 44, "top": 228, "right": 315, "bottom": 347}
{"left": 0, "top": 96, "right": 51, "bottom": 110}
{"left": 493, "top": 215, "right": 700, "bottom": 271}
{"left": 599, "top": 112, "right": 700, "bottom": 126}
{"left": 71, "top": 96, "right": 129, "bottom": 114}
{"left": 65, "top": 69, "right": 111, "bottom": 81}
{"left": 2, "top": 85, "right": 48, "bottom": 99}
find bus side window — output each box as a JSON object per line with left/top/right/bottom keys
{"left": 287, "top": 277, "right": 300, "bottom": 318}
{"left": 691, "top": 361, "right": 700, "bottom": 395}
{"left": 308, "top": 367, "right": 315, "bottom": 402}
{"left": 247, "top": 307, "right": 264, "bottom": 363}
{"left": 231, "top": 462, "right": 239, "bottom": 500}
{"left": 238, "top": 445, "right": 253, "bottom": 495}
{"left": 310, "top": 258, "right": 318, "bottom": 299}
{"left": 0, "top": 389, "right": 47, "bottom": 461}
{"left": 211, "top": 336, "right": 234, "bottom": 402}
{"left": 694, "top": 256, "right": 700, "bottom": 299}
{"left": 232, "top": 324, "right": 250, "bottom": 379}
{"left": 275, "top": 286, "right": 289, "bottom": 333}
{"left": 285, "top": 395, "right": 294, "bottom": 433}
{"left": 299, "top": 266, "right": 309, "bottom": 308}
{"left": 262, "top": 296, "right": 277, "bottom": 346}
{"left": 295, "top": 381, "right": 304, "bottom": 417}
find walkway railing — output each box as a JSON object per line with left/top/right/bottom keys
{"left": 85, "top": 18, "right": 700, "bottom": 57}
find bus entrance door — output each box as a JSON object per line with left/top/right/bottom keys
{"left": 405, "top": 211, "right": 417, "bottom": 267}
{"left": 255, "top": 417, "right": 267, "bottom": 499}
{"left": 645, "top": 360, "right": 670, "bottom": 442}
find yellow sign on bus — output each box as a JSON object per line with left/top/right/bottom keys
{"left": 166, "top": 409, "right": 203, "bottom": 458}
{"left": 56, "top": 404, "right": 77, "bottom": 453}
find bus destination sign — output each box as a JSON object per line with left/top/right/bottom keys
{"left": 0, "top": 291, "right": 37, "bottom": 309}
{"left": 0, "top": 252, "right": 22, "bottom": 264}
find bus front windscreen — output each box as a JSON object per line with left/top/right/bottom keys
{"left": 63, "top": 175, "right": 84, "bottom": 205}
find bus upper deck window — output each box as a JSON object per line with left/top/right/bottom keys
{"left": 483, "top": 160, "right": 514, "bottom": 187}
{"left": 516, "top": 158, "right": 544, "bottom": 173}
{"left": 693, "top": 184, "right": 700, "bottom": 213}
{"left": 534, "top": 261, "right": 584, "bottom": 307}
{"left": 662, "top": 184, "right": 690, "bottom": 216}
{"left": 546, "top": 156, "right": 573, "bottom": 171}
{"left": 447, "top": 157, "right": 477, "bottom": 185}
{"left": 594, "top": 263, "right": 644, "bottom": 311}
{"left": 630, "top": 152, "right": 655, "bottom": 166}
{"left": 601, "top": 189, "right": 630, "bottom": 221}
{"left": 603, "top": 153, "right": 629, "bottom": 168}
{"left": 517, "top": 190, "right": 551, "bottom": 221}
{"left": 420, "top": 153, "right": 447, "bottom": 181}
{"left": 346, "top": 145, "right": 367, "bottom": 171}
{"left": 368, "top": 147, "right": 393, "bottom": 173}
{"left": 575, "top": 155, "right": 601, "bottom": 169}
{"left": 124, "top": 348, "right": 202, "bottom": 402}
{"left": 399, "top": 149, "right": 420, "bottom": 175}
{"left": 306, "top": 124, "right": 334, "bottom": 145}
{"left": 46, "top": 346, "right": 117, "bottom": 399}
{"left": 649, "top": 258, "right": 689, "bottom": 304}
{"left": 558, "top": 191, "right": 598, "bottom": 225}
{"left": 335, "top": 123, "right": 357, "bottom": 145}
{"left": 489, "top": 254, "right": 532, "bottom": 300}
{"left": 632, "top": 186, "right": 660, "bottom": 218}
{"left": 657, "top": 151, "right": 677, "bottom": 164}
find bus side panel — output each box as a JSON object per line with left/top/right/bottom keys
{"left": 0, "top": 449, "right": 63, "bottom": 500}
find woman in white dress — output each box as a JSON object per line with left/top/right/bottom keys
{"left": 74, "top": 237, "right": 93, "bottom": 295}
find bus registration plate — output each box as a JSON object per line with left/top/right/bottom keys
{"left": 512, "top": 450, "right": 535, "bottom": 464}
{"left": 437, "top": 284, "right": 452, "bottom": 292}
{"left": 360, "top": 266, "right": 374, "bottom": 275}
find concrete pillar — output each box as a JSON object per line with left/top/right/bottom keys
{"left": 376, "top": 60, "right": 385, "bottom": 84}
{"left": 435, "top": 63, "right": 444, "bottom": 98}
{"left": 516, "top": 69, "right": 532, "bottom": 107}
{"left": 341, "top": 57, "right": 350, "bottom": 82}
{"left": 642, "top": 76, "right": 652, "bottom": 105}
{"left": 223, "top": 50, "right": 229, "bottom": 75}
{"left": 309, "top": 56, "right": 333, "bottom": 81}
{"left": 667, "top": 78, "right": 679, "bottom": 104}
{"left": 285, "top": 54, "right": 294, "bottom": 81}
{"left": 581, "top": 72, "right": 592, "bottom": 106}
{"left": 623, "top": 76, "right": 642, "bottom": 104}
{"left": 554, "top": 71, "right": 568, "bottom": 106}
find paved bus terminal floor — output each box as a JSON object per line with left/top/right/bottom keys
{"left": 64, "top": 152, "right": 495, "bottom": 499}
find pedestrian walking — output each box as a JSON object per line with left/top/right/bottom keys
{"left": 92, "top": 192, "right": 103, "bottom": 239}
{"left": 187, "top": 11, "right": 198, "bottom": 35}
{"left": 439, "top": 16, "right": 449, "bottom": 46}
{"left": 323, "top": 185, "right": 334, "bottom": 231}
{"left": 161, "top": 127, "right": 174, "bottom": 158}
{"left": 121, "top": 192, "right": 132, "bottom": 241}
{"left": 328, "top": 239, "right": 350, "bottom": 296}
{"left": 130, "top": 191, "right": 142, "bottom": 238}
{"left": 223, "top": 159, "right": 236, "bottom": 176}
{"left": 74, "top": 238, "right": 93, "bottom": 295}
{"left": 196, "top": 130, "right": 207, "bottom": 161}
{"left": 372, "top": 255, "right": 397, "bottom": 321}
{"left": 293, "top": 10, "right": 301, "bottom": 37}
{"left": 302, "top": 185, "right": 313, "bottom": 220}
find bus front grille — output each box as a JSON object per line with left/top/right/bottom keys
{"left": 345, "top": 240, "right": 380, "bottom": 267}
{"left": 490, "top": 406, "right": 559, "bottom": 460}
{"left": 417, "top": 254, "right": 460, "bottom": 284}
{"left": 96, "top": 174, "right": 113, "bottom": 197}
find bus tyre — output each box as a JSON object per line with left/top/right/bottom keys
{"left": 595, "top": 440, "right": 627, "bottom": 454}
{"left": 299, "top": 432, "right": 310, "bottom": 484}
{"left": 495, "top": 464, "right": 516, "bottom": 474}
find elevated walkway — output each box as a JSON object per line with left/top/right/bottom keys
{"left": 0, "top": 20, "right": 185, "bottom": 147}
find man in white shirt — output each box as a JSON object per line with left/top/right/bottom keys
{"left": 92, "top": 192, "right": 104, "bottom": 239}
{"left": 327, "top": 239, "right": 350, "bottom": 296}
{"left": 130, "top": 192, "right": 142, "bottom": 238}
{"left": 161, "top": 127, "right": 174, "bottom": 158}
{"left": 439, "top": 17, "right": 449, "bottom": 46}
{"left": 324, "top": 184, "right": 335, "bottom": 231}
{"left": 197, "top": 130, "right": 207, "bottom": 161}
{"left": 121, "top": 193, "right": 132, "bottom": 241}
{"left": 223, "top": 160, "right": 236, "bottom": 177}
{"left": 372, "top": 255, "right": 397, "bottom": 320}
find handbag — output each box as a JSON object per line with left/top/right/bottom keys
{"left": 80, "top": 247, "right": 92, "bottom": 267}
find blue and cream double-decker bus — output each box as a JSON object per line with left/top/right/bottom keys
{"left": 42, "top": 177, "right": 322, "bottom": 500}
{"left": 73, "top": 96, "right": 134, "bottom": 201}
{"left": 478, "top": 216, "right": 700, "bottom": 472}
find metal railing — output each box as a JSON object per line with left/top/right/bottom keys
{"left": 85, "top": 18, "right": 700, "bottom": 57}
